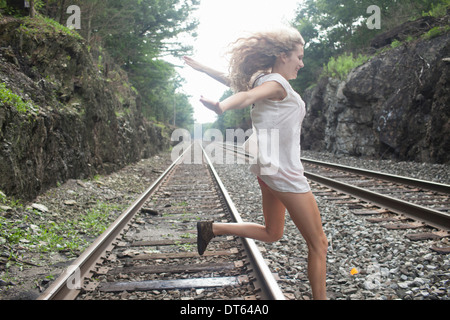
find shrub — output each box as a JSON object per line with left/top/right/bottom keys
{"left": 422, "top": 0, "right": 450, "bottom": 18}
{"left": 0, "top": 82, "right": 36, "bottom": 113}
{"left": 422, "top": 26, "right": 450, "bottom": 40}
{"left": 323, "top": 53, "right": 370, "bottom": 80}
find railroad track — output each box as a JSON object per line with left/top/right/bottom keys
{"left": 218, "top": 142, "right": 450, "bottom": 254}
{"left": 301, "top": 158, "right": 450, "bottom": 254}
{"left": 38, "top": 142, "right": 284, "bottom": 301}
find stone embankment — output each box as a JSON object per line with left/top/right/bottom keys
{"left": 302, "top": 16, "right": 450, "bottom": 164}
{"left": 0, "top": 17, "right": 170, "bottom": 201}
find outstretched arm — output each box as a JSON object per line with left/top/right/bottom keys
{"left": 200, "top": 81, "right": 286, "bottom": 115}
{"left": 183, "top": 56, "right": 231, "bottom": 87}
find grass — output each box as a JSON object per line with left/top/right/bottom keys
{"left": 422, "top": 25, "right": 450, "bottom": 40}
{"left": 0, "top": 194, "right": 125, "bottom": 264}
{"left": 17, "top": 15, "right": 83, "bottom": 40}
{"left": 0, "top": 82, "right": 36, "bottom": 113}
{"left": 323, "top": 53, "right": 371, "bottom": 80}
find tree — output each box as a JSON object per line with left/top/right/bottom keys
{"left": 29, "top": 0, "right": 36, "bottom": 17}
{"left": 291, "top": 0, "right": 448, "bottom": 92}
{"left": 2, "top": 0, "right": 199, "bottom": 127}
{"left": 85, "top": 0, "right": 199, "bottom": 126}
{"left": 79, "top": 0, "right": 199, "bottom": 66}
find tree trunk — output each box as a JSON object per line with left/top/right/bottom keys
{"left": 29, "top": 0, "right": 36, "bottom": 17}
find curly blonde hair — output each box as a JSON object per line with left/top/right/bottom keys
{"left": 228, "top": 27, "right": 305, "bottom": 92}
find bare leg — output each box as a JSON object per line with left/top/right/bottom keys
{"left": 213, "top": 178, "right": 286, "bottom": 242}
{"left": 270, "top": 190, "right": 328, "bottom": 300}
{"left": 211, "top": 181, "right": 327, "bottom": 300}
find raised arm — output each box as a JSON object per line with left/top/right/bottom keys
{"left": 183, "top": 56, "right": 231, "bottom": 87}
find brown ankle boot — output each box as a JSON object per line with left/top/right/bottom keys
{"left": 197, "top": 221, "right": 214, "bottom": 255}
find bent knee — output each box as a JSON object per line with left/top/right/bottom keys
{"left": 265, "top": 230, "right": 284, "bottom": 243}
{"left": 308, "top": 233, "right": 328, "bottom": 255}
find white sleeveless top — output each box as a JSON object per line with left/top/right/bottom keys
{"left": 249, "top": 73, "right": 310, "bottom": 193}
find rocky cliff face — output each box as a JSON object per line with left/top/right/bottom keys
{"left": 302, "top": 19, "right": 449, "bottom": 164}
{"left": 0, "top": 17, "right": 171, "bottom": 200}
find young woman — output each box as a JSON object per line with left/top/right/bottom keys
{"left": 184, "top": 27, "right": 328, "bottom": 300}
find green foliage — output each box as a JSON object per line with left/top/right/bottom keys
{"left": 390, "top": 39, "right": 403, "bottom": 49}
{"left": 131, "top": 59, "right": 194, "bottom": 128}
{"left": 323, "top": 53, "right": 370, "bottom": 80}
{"left": 92, "top": 0, "right": 199, "bottom": 63}
{"left": 0, "top": 0, "right": 43, "bottom": 17}
{"left": 17, "top": 15, "right": 82, "bottom": 40}
{"left": 422, "top": 0, "right": 450, "bottom": 17}
{"left": 54, "top": 0, "right": 199, "bottom": 127}
{"left": 3, "top": 0, "right": 199, "bottom": 128}
{"left": 91, "top": 0, "right": 199, "bottom": 127}
{"left": 0, "top": 198, "right": 125, "bottom": 257}
{"left": 0, "top": 82, "right": 36, "bottom": 113}
{"left": 422, "top": 25, "right": 450, "bottom": 39}
{"left": 291, "top": 0, "right": 449, "bottom": 92}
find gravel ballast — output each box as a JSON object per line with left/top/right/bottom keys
{"left": 214, "top": 151, "right": 449, "bottom": 300}
{"left": 1, "top": 149, "right": 448, "bottom": 300}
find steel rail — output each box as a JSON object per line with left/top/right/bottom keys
{"left": 301, "top": 158, "right": 450, "bottom": 194}
{"left": 222, "top": 143, "right": 449, "bottom": 230}
{"left": 304, "top": 171, "right": 450, "bottom": 231}
{"left": 223, "top": 143, "right": 449, "bottom": 194}
{"left": 37, "top": 145, "right": 192, "bottom": 300}
{"left": 200, "top": 143, "right": 285, "bottom": 300}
